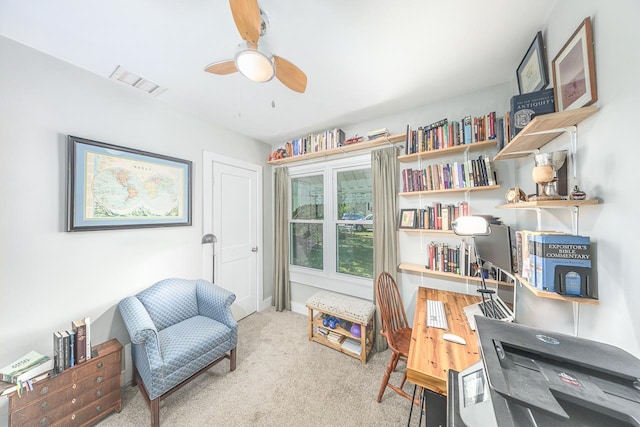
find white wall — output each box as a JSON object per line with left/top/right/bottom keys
{"left": 0, "top": 36, "right": 272, "bottom": 420}
{"left": 511, "top": 0, "right": 640, "bottom": 357}
{"left": 284, "top": 0, "right": 640, "bottom": 361}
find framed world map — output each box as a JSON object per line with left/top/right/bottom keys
{"left": 66, "top": 135, "right": 192, "bottom": 231}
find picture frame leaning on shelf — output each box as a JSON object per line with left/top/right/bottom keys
{"left": 516, "top": 31, "right": 549, "bottom": 94}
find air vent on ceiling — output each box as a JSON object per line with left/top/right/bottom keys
{"left": 109, "top": 66, "right": 166, "bottom": 96}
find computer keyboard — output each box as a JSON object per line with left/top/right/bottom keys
{"left": 426, "top": 299, "right": 449, "bottom": 330}
{"left": 479, "top": 299, "right": 508, "bottom": 320}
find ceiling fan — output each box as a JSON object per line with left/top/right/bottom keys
{"left": 204, "top": 0, "right": 307, "bottom": 93}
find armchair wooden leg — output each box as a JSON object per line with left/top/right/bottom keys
{"left": 230, "top": 347, "right": 236, "bottom": 372}
{"left": 150, "top": 397, "right": 160, "bottom": 427}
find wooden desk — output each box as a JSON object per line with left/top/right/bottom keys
{"left": 406, "top": 287, "right": 481, "bottom": 425}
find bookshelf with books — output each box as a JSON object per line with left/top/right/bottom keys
{"left": 267, "top": 132, "right": 405, "bottom": 165}
{"left": 398, "top": 111, "right": 507, "bottom": 293}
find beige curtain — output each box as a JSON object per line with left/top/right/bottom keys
{"left": 371, "top": 147, "right": 399, "bottom": 352}
{"left": 273, "top": 167, "right": 291, "bottom": 311}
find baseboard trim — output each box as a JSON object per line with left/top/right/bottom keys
{"left": 291, "top": 301, "right": 306, "bottom": 316}
{"left": 259, "top": 297, "right": 272, "bottom": 311}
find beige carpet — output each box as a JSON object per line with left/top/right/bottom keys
{"left": 98, "top": 306, "right": 419, "bottom": 426}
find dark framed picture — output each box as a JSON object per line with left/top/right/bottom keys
{"left": 516, "top": 31, "right": 549, "bottom": 94}
{"left": 67, "top": 135, "right": 192, "bottom": 231}
{"left": 552, "top": 17, "right": 598, "bottom": 112}
{"left": 399, "top": 209, "right": 418, "bottom": 229}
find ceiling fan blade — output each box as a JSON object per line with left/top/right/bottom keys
{"left": 204, "top": 60, "right": 238, "bottom": 75}
{"left": 229, "top": 0, "right": 261, "bottom": 44}
{"left": 274, "top": 56, "right": 307, "bottom": 93}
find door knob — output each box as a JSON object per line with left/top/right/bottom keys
{"left": 251, "top": 246, "right": 258, "bottom": 252}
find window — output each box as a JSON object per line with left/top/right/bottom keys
{"left": 288, "top": 155, "right": 374, "bottom": 294}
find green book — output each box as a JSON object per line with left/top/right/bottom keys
{"left": 0, "top": 351, "right": 50, "bottom": 383}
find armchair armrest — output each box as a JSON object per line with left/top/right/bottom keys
{"left": 195, "top": 280, "right": 237, "bottom": 329}
{"left": 118, "top": 296, "right": 163, "bottom": 365}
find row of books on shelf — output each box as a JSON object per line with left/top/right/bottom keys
{"left": 401, "top": 155, "right": 497, "bottom": 193}
{"left": 515, "top": 231, "right": 593, "bottom": 296}
{"left": 401, "top": 202, "right": 469, "bottom": 230}
{"left": 404, "top": 112, "right": 503, "bottom": 155}
{"left": 53, "top": 317, "right": 92, "bottom": 374}
{"left": 427, "top": 240, "right": 473, "bottom": 277}
{"left": 279, "top": 128, "right": 346, "bottom": 158}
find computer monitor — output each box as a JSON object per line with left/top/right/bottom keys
{"left": 474, "top": 224, "right": 514, "bottom": 274}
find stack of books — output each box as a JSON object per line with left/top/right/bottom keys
{"left": 367, "top": 128, "right": 390, "bottom": 140}
{"left": 327, "top": 331, "right": 345, "bottom": 345}
{"left": 0, "top": 351, "right": 54, "bottom": 394}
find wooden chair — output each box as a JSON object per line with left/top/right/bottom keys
{"left": 375, "top": 272, "right": 413, "bottom": 403}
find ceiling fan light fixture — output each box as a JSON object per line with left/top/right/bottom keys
{"left": 234, "top": 43, "right": 274, "bottom": 83}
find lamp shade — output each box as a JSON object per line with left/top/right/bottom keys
{"left": 451, "top": 216, "right": 491, "bottom": 236}
{"left": 234, "top": 42, "right": 275, "bottom": 83}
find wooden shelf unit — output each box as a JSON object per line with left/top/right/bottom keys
{"left": 494, "top": 106, "right": 598, "bottom": 161}
{"left": 398, "top": 139, "right": 498, "bottom": 162}
{"left": 267, "top": 133, "right": 405, "bottom": 165}
{"left": 399, "top": 263, "right": 513, "bottom": 287}
{"left": 399, "top": 184, "right": 500, "bottom": 197}
{"left": 309, "top": 313, "right": 373, "bottom": 361}
{"left": 495, "top": 199, "right": 599, "bottom": 209}
{"left": 516, "top": 275, "right": 599, "bottom": 305}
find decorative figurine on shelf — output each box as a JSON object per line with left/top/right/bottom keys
{"left": 570, "top": 185, "right": 587, "bottom": 200}
{"left": 505, "top": 187, "right": 527, "bottom": 203}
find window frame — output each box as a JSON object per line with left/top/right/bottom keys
{"left": 288, "top": 154, "right": 373, "bottom": 298}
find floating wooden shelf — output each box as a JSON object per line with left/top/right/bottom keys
{"left": 494, "top": 106, "right": 598, "bottom": 161}
{"left": 400, "top": 228, "right": 454, "bottom": 234}
{"left": 516, "top": 275, "right": 599, "bottom": 305}
{"left": 398, "top": 139, "right": 498, "bottom": 163}
{"left": 398, "top": 263, "right": 513, "bottom": 287}
{"left": 400, "top": 184, "right": 500, "bottom": 197}
{"left": 268, "top": 133, "right": 405, "bottom": 165}
{"left": 495, "top": 199, "right": 599, "bottom": 209}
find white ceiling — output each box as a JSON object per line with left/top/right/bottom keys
{"left": 0, "top": 0, "right": 557, "bottom": 146}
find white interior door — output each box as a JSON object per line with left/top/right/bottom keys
{"left": 203, "top": 153, "right": 262, "bottom": 320}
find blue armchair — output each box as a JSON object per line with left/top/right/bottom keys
{"left": 118, "top": 278, "right": 237, "bottom": 426}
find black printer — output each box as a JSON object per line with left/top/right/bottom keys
{"left": 448, "top": 316, "right": 640, "bottom": 427}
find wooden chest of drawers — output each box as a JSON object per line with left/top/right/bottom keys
{"left": 8, "top": 339, "right": 122, "bottom": 427}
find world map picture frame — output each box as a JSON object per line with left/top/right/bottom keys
{"left": 66, "top": 135, "right": 192, "bottom": 231}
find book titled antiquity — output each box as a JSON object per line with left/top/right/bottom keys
{"left": 510, "top": 88, "right": 555, "bottom": 139}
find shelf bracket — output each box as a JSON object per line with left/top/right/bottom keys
{"left": 570, "top": 206, "right": 579, "bottom": 235}
{"left": 535, "top": 208, "right": 542, "bottom": 231}
{"left": 526, "top": 126, "right": 578, "bottom": 180}
{"left": 572, "top": 301, "right": 580, "bottom": 336}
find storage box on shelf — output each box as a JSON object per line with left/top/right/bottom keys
{"left": 7, "top": 339, "right": 122, "bottom": 427}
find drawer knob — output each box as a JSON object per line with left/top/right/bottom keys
{"left": 40, "top": 401, "right": 48, "bottom": 411}
{"left": 40, "top": 417, "right": 49, "bottom": 426}
{"left": 40, "top": 386, "right": 49, "bottom": 395}
{"left": 96, "top": 390, "right": 103, "bottom": 398}
{"left": 96, "top": 376, "right": 104, "bottom": 383}
{"left": 72, "top": 383, "right": 77, "bottom": 390}
{"left": 97, "top": 362, "right": 104, "bottom": 369}
{"left": 72, "top": 398, "right": 77, "bottom": 404}
{"left": 71, "top": 414, "right": 76, "bottom": 420}
{"left": 96, "top": 405, "right": 102, "bottom": 413}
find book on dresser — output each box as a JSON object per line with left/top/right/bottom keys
{"left": 72, "top": 319, "right": 87, "bottom": 364}
{"left": 0, "top": 351, "right": 54, "bottom": 384}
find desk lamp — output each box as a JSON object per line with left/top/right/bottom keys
{"left": 451, "top": 216, "right": 499, "bottom": 319}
